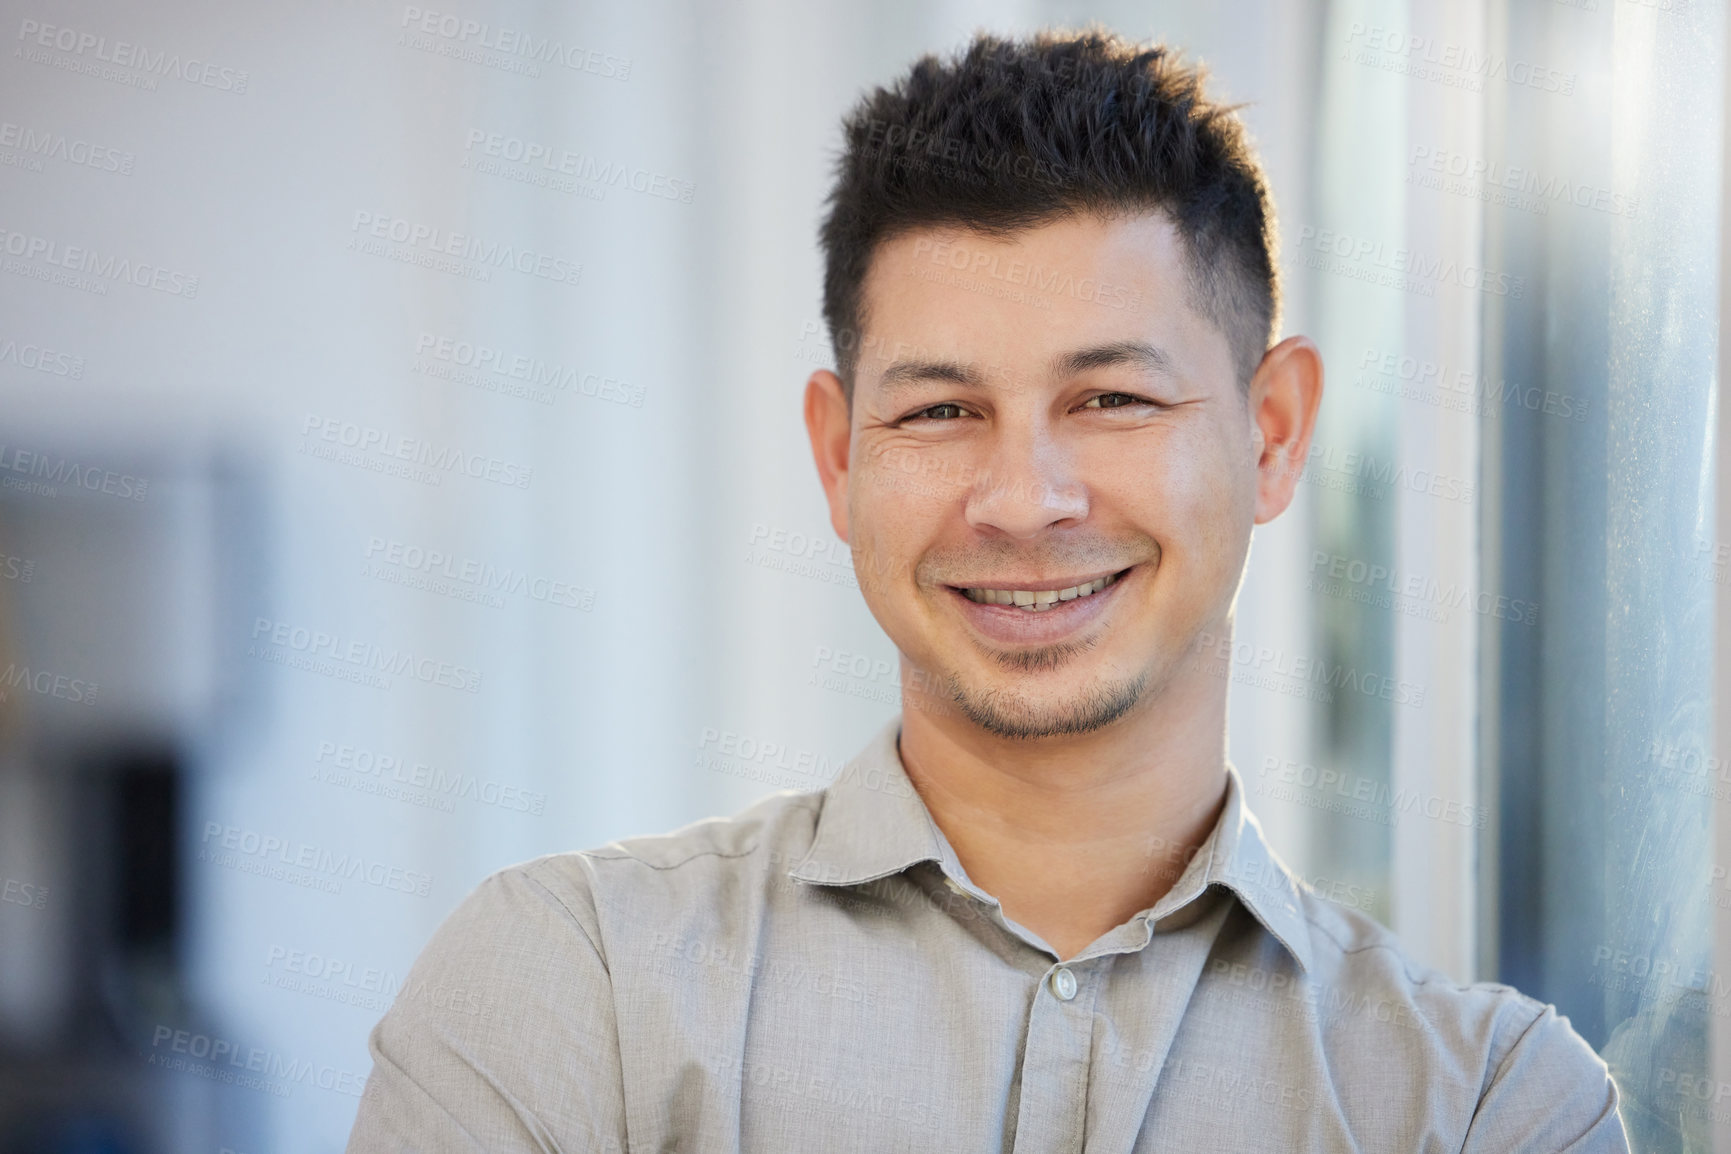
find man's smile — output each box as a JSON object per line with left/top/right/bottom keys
{"left": 943, "top": 565, "right": 1139, "bottom": 645}
{"left": 953, "top": 566, "right": 1131, "bottom": 609}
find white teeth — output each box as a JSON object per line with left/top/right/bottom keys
{"left": 961, "top": 571, "right": 1123, "bottom": 609}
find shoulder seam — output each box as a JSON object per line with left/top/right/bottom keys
{"left": 583, "top": 793, "right": 824, "bottom": 874}
{"left": 516, "top": 860, "right": 610, "bottom": 971}
{"left": 1468, "top": 998, "right": 1554, "bottom": 1123}
{"left": 1302, "top": 907, "right": 1535, "bottom": 999}
{"left": 586, "top": 844, "right": 763, "bottom": 872}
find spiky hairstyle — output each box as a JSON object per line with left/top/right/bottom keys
{"left": 819, "top": 30, "right": 1279, "bottom": 396}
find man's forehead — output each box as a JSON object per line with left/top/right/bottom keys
{"left": 873, "top": 340, "right": 1181, "bottom": 399}
{"left": 852, "top": 211, "right": 1204, "bottom": 391}
{"left": 883, "top": 209, "right": 1185, "bottom": 258}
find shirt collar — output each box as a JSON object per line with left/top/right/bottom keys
{"left": 1156, "top": 755, "right": 1315, "bottom": 974}
{"left": 788, "top": 712, "right": 1314, "bottom": 974}
{"left": 787, "top": 713, "right": 944, "bottom": 887}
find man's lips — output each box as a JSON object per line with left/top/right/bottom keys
{"left": 942, "top": 565, "right": 1136, "bottom": 644}
{"left": 947, "top": 567, "right": 1132, "bottom": 610}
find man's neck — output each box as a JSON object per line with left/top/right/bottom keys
{"left": 896, "top": 664, "right": 1229, "bottom": 962}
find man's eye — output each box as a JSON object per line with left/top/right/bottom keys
{"left": 909, "top": 403, "right": 968, "bottom": 421}
{"left": 1081, "top": 392, "right": 1151, "bottom": 410}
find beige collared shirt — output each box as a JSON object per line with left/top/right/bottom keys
{"left": 348, "top": 713, "right": 1627, "bottom": 1152}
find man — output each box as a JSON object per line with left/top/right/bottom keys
{"left": 349, "top": 31, "right": 1627, "bottom": 1152}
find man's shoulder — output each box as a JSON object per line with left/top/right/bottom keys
{"left": 1288, "top": 887, "right": 1622, "bottom": 1146}
{"left": 583, "top": 787, "right": 825, "bottom": 871}
{"left": 1296, "top": 888, "right": 1555, "bottom": 1038}
{"left": 479, "top": 787, "right": 825, "bottom": 924}
{"left": 392, "top": 787, "right": 826, "bottom": 1005}
{"left": 347, "top": 786, "right": 832, "bottom": 1149}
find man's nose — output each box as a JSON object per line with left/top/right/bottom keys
{"left": 962, "top": 427, "right": 1088, "bottom": 538}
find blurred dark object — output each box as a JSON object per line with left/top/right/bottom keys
{"left": 0, "top": 445, "right": 261, "bottom": 1154}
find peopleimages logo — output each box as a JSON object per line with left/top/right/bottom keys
{"left": 1257, "top": 756, "right": 1485, "bottom": 830}
{"left": 313, "top": 739, "right": 548, "bottom": 815}
{"left": 0, "top": 662, "right": 98, "bottom": 706}
{"left": 0, "top": 224, "right": 200, "bottom": 297}
{"left": 0, "top": 335, "right": 84, "bottom": 378}
{"left": 696, "top": 728, "right": 848, "bottom": 781}
{"left": 16, "top": 18, "right": 250, "bottom": 93}
{"left": 1355, "top": 346, "right": 1587, "bottom": 423}
{"left": 1190, "top": 630, "right": 1427, "bottom": 708}
{"left": 0, "top": 120, "right": 134, "bottom": 175}
{"left": 463, "top": 129, "right": 695, "bottom": 203}
{"left": 198, "top": 821, "right": 433, "bottom": 898}
{"left": 1, "top": 877, "right": 47, "bottom": 910}
{"left": 1343, "top": 22, "right": 1576, "bottom": 95}
{"left": 0, "top": 443, "right": 148, "bottom": 501}
{"left": 300, "top": 413, "right": 534, "bottom": 490}
{"left": 249, "top": 616, "right": 484, "bottom": 693}
{"left": 1408, "top": 146, "right": 1638, "bottom": 219}
{"left": 399, "top": 7, "right": 631, "bottom": 80}
{"left": 148, "top": 1025, "right": 367, "bottom": 1099}
{"left": 1293, "top": 226, "right": 1524, "bottom": 300}
{"left": 262, "top": 942, "right": 495, "bottom": 1018}
{"left": 363, "top": 536, "right": 595, "bottom": 611}
{"left": 1307, "top": 549, "right": 1537, "bottom": 627}
{"left": 348, "top": 211, "right": 582, "bottom": 287}
{"left": 1287, "top": 441, "right": 1476, "bottom": 504}
{"left": 413, "top": 332, "right": 645, "bottom": 408}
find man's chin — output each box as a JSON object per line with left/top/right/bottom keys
{"left": 943, "top": 674, "right": 1149, "bottom": 740}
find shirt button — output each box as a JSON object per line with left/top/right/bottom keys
{"left": 1051, "top": 967, "right": 1078, "bottom": 1001}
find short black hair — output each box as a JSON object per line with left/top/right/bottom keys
{"left": 819, "top": 30, "right": 1279, "bottom": 398}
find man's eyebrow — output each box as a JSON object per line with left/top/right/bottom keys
{"left": 1051, "top": 340, "right": 1178, "bottom": 379}
{"left": 873, "top": 341, "right": 1175, "bottom": 395}
{"left": 876, "top": 359, "right": 987, "bottom": 392}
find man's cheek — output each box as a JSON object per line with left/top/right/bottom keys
{"left": 1133, "top": 453, "right": 1244, "bottom": 587}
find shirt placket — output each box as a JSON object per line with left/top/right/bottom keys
{"left": 1010, "top": 959, "right": 1098, "bottom": 1154}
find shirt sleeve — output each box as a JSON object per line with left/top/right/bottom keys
{"left": 346, "top": 860, "right": 629, "bottom": 1153}
{"left": 1459, "top": 1000, "right": 1630, "bottom": 1154}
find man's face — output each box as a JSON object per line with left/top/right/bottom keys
{"left": 821, "top": 212, "right": 1269, "bottom": 740}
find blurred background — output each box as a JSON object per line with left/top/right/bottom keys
{"left": 0, "top": 0, "right": 1723, "bottom": 1150}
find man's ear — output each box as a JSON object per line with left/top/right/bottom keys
{"left": 804, "top": 369, "right": 852, "bottom": 543}
{"left": 1248, "top": 336, "right": 1325, "bottom": 524}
